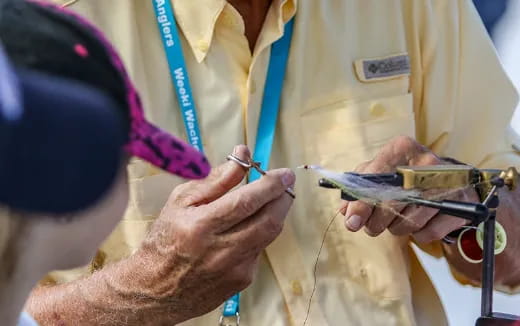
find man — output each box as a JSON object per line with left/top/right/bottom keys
{"left": 31, "top": 0, "right": 520, "bottom": 325}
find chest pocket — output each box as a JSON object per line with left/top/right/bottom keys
{"left": 300, "top": 92, "right": 415, "bottom": 172}
{"left": 298, "top": 92, "right": 416, "bottom": 300}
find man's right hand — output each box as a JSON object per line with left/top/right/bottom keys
{"left": 27, "top": 145, "right": 295, "bottom": 326}
{"left": 132, "top": 145, "right": 295, "bottom": 322}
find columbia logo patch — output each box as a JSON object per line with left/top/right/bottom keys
{"left": 354, "top": 53, "right": 410, "bottom": 83}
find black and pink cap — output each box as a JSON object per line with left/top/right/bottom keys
{"left": 0, "top": 0, "right": 211, "bottom": 180}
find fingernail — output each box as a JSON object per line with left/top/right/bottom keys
{"left": 346, "top": 215, "right": 362, "bottom": 231}
{"left": 281, "top": 171, "right": 296, "bottom": 187}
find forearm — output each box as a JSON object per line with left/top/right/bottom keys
{"left": 442, "top": 187, "right": 520, "bottom": 290}
{"left": 26, "top": 251, "right": 186, "bottom": 325}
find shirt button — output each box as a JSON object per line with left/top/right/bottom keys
{"left": 291, "top": 280, "right": 303, "bottom": 296}
{"left": 197, "top": 40, "right": 210, "bottom": 52}
{"left": 370, "top": 103, "right": 386, "bottom": 118}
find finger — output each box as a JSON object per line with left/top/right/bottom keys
{"left": 388, "top": 205, "right": 438, "bottom": 236}
{"left": 170, "top": 145, "right": 251, "bottom": 207}
{"left": 339, "top": 161, "right": 371, "bottom": 214}
{"left": 344, "top": 201, "right": 374, "bottom": 232}
{"left": 220, "top": 186, "right": 294, "bottom": 255}
{"left": 200, "top": 254, "right": 259, "bottom": 307}
{"left": 340, "top": 202, "right": 349, "bottom": 216}
{"left": 203, "top": 168, "right": 296, "bottom": 233}
{"left": 342, "top": 141, "right": 412, "bottom": 232}
{"left": 222, "top": 256, "right": 260, "bottom": 295}
{"left": 203, "top": 249, "right": 260, "bottom": 290}
{"left": 370, "top": 136, "right": 415, "bottom": 170}
{"left": 409, "top": 188, "right": 477, "bottom": 242}
{"left": 355, "top": 160, "right": 372, "bottom": 172}
{"left": 364, "top": 201, "right": 405, "bottom": 237}
{"left": 371, "top": 136, "right": 440, "bottom": 171}
{"left": 412, "top": 213, "right": 467, "bottom": 244}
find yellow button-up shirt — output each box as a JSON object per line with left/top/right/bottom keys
{"left": 50, "top": 0, "right": 519, "bottom": 325}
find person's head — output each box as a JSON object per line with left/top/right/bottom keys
{"left": 0, "top": 0, "right": 211, "bottom": 280}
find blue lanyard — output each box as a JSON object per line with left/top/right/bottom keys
{"left": 249, "top": 17, "right": 295, "bottom": 182}
{"left": 152, "top": 0, "right": 204, "bottom": 152}
{"left": 153, "top": 1, "right": 294, "bottom": 322}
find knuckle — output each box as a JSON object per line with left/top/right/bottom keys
{"left": 364, "top": 227, "right": 382, "bottom": 237}
{"left": 349, "top": 202, "right": 372, "bottom": 217}
{"left": 393, "top": 135, "right": 416, "bottom": 149}
{"left": 414, "top": 229, "right": 441, "bottom": 244}
{"left": 388, "top": 225, "right": 405, "bottom": 236}
{"left": 170, "top": 182, "right": 191, "bottom": 199}
{"left": 364, "top": 222, "right": 385, "bottom": 237}
{"left": 390, "top": 135, "right": 419, "bottom": 158}
{"left": 240, "top": 273, "right": 254, "bottom": 289}
{"left": 177, "top": 222, "right": 199, "bottom": 244}
{"left": 263, "top": 214, "right": 284, "bottom": 237}
{"left": 176, "top": 213, "right": 206, "bottom": 241}
{"left": 428, "top": 228, "right": 447, "bottom": 242}
{"left": 269, "top": 174, "right": 285, "bottom": 192}
{"left": 229, "top": 270, "right": 253, "bottom": 290}
{"left": 169, "top": 184, "right": 198, "bottom": 206}
{"left": 235, "top": 193, "right": 262, "bottom": 216}
{"left": 203, "top": 255, "right": 227, "bottom": 275}
{"left": 413, "top": 233, "right": 433, "bottom": 244}
{"left": 419, "top": 152, "right": 441, "bottom": 166}
{"left": 388, "top": 219, "right": 416, "bottom": 236}
{"left": 191, "top": 219, "right": 207, "bottom": 238}
{"left": 355, "top": 160, "right": 372, "bottom": 173}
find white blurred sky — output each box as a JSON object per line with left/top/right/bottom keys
{"left": 416, "top": 3, "right": 520, "bottom": 324}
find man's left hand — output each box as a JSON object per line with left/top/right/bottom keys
{"left": 342, "top": 136, "right": 480, "bottom": 243}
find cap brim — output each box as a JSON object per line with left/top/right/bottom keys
{"left": 125, "top": 120, "right": 211, "bottom": 180}
{"left": 0, "top": 69, "right": 127, "bottom": 214}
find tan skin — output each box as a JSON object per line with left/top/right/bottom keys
{"left": 228, "top": 0, "right": 272, "bottom": 51}
{"left": 27, "top": 145, "right": 295, "bottom": 325}
{"left": 26, "top": 1, "right": 520, "bottom": 325}
{"left": 341, "top": 136, "right": 520, "bottom": 287}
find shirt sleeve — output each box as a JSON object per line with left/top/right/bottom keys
{"left": 408, "top": 0, "right": 519, "bottom": 169}
{"left": 408, "top": 0, "right": 520, "bottom": 292}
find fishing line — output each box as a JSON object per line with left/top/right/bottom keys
{"left": 299, "top": 165, "right": 492, "bottom": 325}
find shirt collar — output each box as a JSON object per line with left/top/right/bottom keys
{"left": 254, "top": 0, "right": 297, "bottom": 57}
{"left": 173, "top": 0, "right": 297, "bottom": 63}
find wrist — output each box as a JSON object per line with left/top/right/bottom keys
{"left": 109, "top": 248, "right": 189, "bottom": 324}
{"left": 53, "top": 251, "right": 183, "bottom": 326}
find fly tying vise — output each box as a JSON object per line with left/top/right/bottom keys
{"left": 303, "top": 163, "right": 520, "bottom": 326}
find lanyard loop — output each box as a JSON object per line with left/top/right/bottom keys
{"left": 219, "top": 293, "right": 241, "bottom": 326}
{"left": 152, "top": 2, "right": 295, "bottom": 324}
